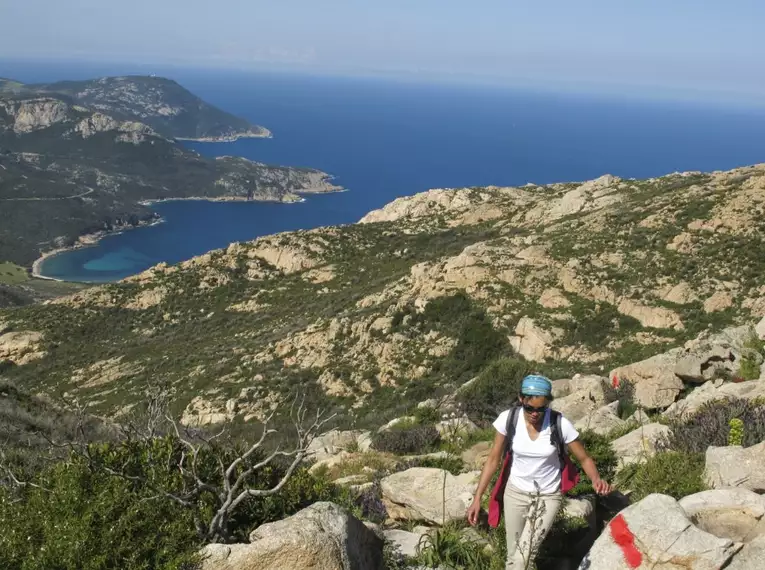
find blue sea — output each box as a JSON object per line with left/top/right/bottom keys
{"left": 4, "top": 62, "right": 765, "bottom": 282}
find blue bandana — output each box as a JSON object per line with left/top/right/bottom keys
{"left": 521, "top": 374, "right": 553, "bottom": 397}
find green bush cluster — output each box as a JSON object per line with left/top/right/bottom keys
{"left": 456, "top": 358, "right": 529, "bottom": 423}
{"left": 371, "top": 424, "right": 441, "bottom": 455}
{"left": 617, "top": 451, "right": 707, "bottom": 502}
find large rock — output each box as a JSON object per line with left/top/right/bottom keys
{"left": 726, "top": 535, "right": 765, "bottom": 570}
{"left": 674, "top": 345, "right": 735, "bottom": 383}
{"left": 679, "top": 489, "right": 765, "bottom": 543}
{"left": 551, "top": 375, "right": 611, "bottom": 423}
{"left": 509, "top": 317, "right": 557, "bottom": 361}
{"left": 307, "top": 430, "right": 370, "bottom": 462}
{"left": 705, "top": 442, "right": 765, "bottom": 493}
{"left": 435, "top": 416, "right": 478, "bottom": 440}
{"left": 756, "top": 316, "right": 765, "bottom": 341}
{"left": 578, "top": 494, "right": 739, "bottom": 570}
{"left": 574, "top": 401, "right": 626, "bottom": 436}
{"left": 199, "top": 502, "right": 383, "bottom": 570}
{"left": 663, "top": 380, "right": 765, "bottom": 419}
{"left": 461, "top": 441, "right": 492, "bottom": 470}
{"left": 383, "top": 529, "right": 426, "bottom": 558}
{"left": 610, "top": 351, "right": 684, "bottom": 409}
{"left": 611, "top": 423, "right": 672, "bottom": 470}
{"left": 381, "top": 468, "right": 478, "bottom": 525}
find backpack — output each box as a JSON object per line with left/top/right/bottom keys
{"left": 487, "top": 405, "right": 580, "bottom": 528}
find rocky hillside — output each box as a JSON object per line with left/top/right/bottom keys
{"left": 1, "top": 75, "right": 270, "bottom": 141}
{"left": 0, "top": 164, "right": 763, "bottom": 428}
{"left": 0, "top": 89, "right": 340, "bottom": 267}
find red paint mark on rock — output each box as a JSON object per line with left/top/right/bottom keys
{"left": 612, "top": 375, "right": 620, "bottom": 389}
{"left": 610, "top": 514, "right": 642, "bottom": 568}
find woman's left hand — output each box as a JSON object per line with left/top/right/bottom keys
{"left": 592, "top": 478, "right": 612, "bottom": 495}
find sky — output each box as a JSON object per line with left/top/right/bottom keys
{"left": 1, "top": 0, "right": 763, "bottom": 102}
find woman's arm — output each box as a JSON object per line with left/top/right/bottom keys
{"left": 567, "top": 439, "right": 612, "bottom": 495}
{"left": 466, "top": 430, "right": 506, "bottom": 525}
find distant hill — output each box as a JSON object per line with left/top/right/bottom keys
{"left": 22, "top": 75, "right": 270, "bottom": 141}
{"left": 0, "top": 80, "right": 340, "bottom": 268}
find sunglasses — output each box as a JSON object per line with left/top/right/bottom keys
{"left": 522, "top": 404, "right": 548, "bottom": 414}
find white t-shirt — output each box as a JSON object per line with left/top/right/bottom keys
{"left": 493, "top": 408, "right": 579, "bottom": 495}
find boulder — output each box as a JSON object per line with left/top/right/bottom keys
{"left": 551, "top": 378, "right": 572, "bottom": 399}
{"left": 307, "top": 430, "right": 369, "bottom": 462}
{"left": 509, "top": 317, "right": 557, "bottom": 361}
{"left": 610, "top": 352, "right": 684, "bottom": 409}
{"left": 610, "top": 423, "right": 672, "bottom": 470}
{"left": 705, "top": 442, "right": 765, "bottom": 493}
{"left": 679, "top": 489, "right": 765, "bottom": 543}
{"left": 663, "top": 380, "right": 765, "bottom": 419}
{"left": 574, "top": 401, "right": 626, "bottom": 436}
{"left": 626, "top": 409, "right": 651, "bottom": 426}
{"left": 199, "top": 502, "right": 384, "bottom": 570}
{"left": 435, "top": 416, "right": 478, "bottom": 440}
{"left": 0, "top": 330, "right": 45, "bottom": 366}
{"left": 578, "top": 494, "right": 739, "bottom": 570}
{"left": 461, "top": 441, "right": 492, "bottom": 470}
{"left": 674, "top": 345, "right": 735, "bottom": 383}
{"left": 383, "top": 529, "right": 426, "bottom": 559}
{"left": 756, "top": 316, "right": 765, "bottom": 341}
{"left": 726, "top": 535, "right": 765, "bottom": 570}
{"left": 381, "top": 468, "right": 478, "bottom": 525}
{"left": 551, "top": 375, "right": 611, "bottom": 423}
{"left": 377, "top": 416, "right": 416, "bottom": 433}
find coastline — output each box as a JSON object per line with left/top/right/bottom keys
{"left": 175, "top": 128, "right": 273, "bottom": 143}
{"left": 32, "top": 183, "right": 347, "bottom": 282}
{"left": 32, "top": 218, "right": 164, "bottom": 282}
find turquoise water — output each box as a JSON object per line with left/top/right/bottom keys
{"left": 16, "top": 67, "right": 765, "bottom": 282}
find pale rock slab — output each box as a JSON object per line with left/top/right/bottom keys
{"left": 199, "top": 502, "right": 384, "bottom": 570}
{"left": 578, "top": 494, "right": 739, "bottom": 570}
{"left": 705, "top": 442, "right": 765, "bottom": 493}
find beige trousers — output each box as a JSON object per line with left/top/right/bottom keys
{"left": 503, "top": 483, "right": 562, "bottom": 569}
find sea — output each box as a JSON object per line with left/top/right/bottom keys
{"left": 4, "top": 61, "right": 765, "bottom": 282}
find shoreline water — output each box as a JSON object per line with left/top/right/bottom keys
{"left": 32, "top": 184, "right": 348, "bottom": 282}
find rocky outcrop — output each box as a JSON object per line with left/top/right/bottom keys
{"left": 756, "top": 316, "right": 765, "bottom": 340}
{"left": 705, "top": 442, "right": 765, "bottom": 493}
{"left": 663, "top": 380, "right": 765, "bottom": 419}
{"left": 610, "top": 423, "right": 672, "bottom": 470}
{"left": 306, "top": 430, "right": 372, "bottom": 462}
{"left": 579, "top": 494, "right": 740, "bottom": 570}
{"left": 509, "top": 317, "right": 559, "bottom": 361}
{"left": 551, "top": 375, "right": 611, "bottom": 423}
{"left": 199, "top": 502, "right": 384, "bottom": 570}
{"left": 0, "top": 330, "right": 45, "bottom": 365}
{"left": 610, "top": 352, "right": 684, "bottom": 409}
{"left": 380, "top": 468, "right": 479, "bottom": 525}
{"left": 0, "top": 97, "right": 70, "bottom": 133}
{"left": 382, "top": 529, "right": 426, "bottom": 559}
{"left": 726, "top": 536, "right": 765, "bottom": 570}
{"left": 574, "top": 401, "right": 626, "bottom": 436}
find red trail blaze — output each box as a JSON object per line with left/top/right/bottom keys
{"left": 609, "top": 514, "right": 642, "bottom": 568}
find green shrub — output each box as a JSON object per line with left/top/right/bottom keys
{"left": 413, "top": 405, "right": 442, "bottom": 425}
{"left": 457, "top": 358, "right": 529, "bottom": 423}
{"left": 728, "top": 418, "right": 744, "bottom": 446}
{"left": 663, "top": 399, "right": 765, "bottom": 453}
{"left": 402, "top": 454, "right": 465, "bottom": 475}
{"left": 371, "top": 425, "right": 441, "bottom": 455}
{"left": 603, "top": 379, "right": 638, "bottom": 420}
{"left": 415, "top": 524, "right": 492, "bottom": 569}
{"left": 618, "top": 451, "right": 707, "bottom": 501}
{"left": 569, "top": 430, "right": 618, "bottom": 496}
{"left": 737, "top": 333, "right": 764, "bottom": 381}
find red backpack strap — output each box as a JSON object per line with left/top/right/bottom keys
{"left": 488, "top": 406, "right": 521, "bottom": 528}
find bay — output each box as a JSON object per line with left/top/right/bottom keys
{"left": 33, "top": 69, "right": 765, "bottom": 282}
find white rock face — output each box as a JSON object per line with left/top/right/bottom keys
{"left": 434, "top": 417, "right": 478, "bottom": 440}
{"left": 579, "top": 494, "right": 739, "bottom": 570}
{"left": 725, "top": 535, "right": 765, "bottom": 570}
{"left": 705, "top": 442, "right": 765, "bottom": 493}
{"left": 199, "top": 502, "right": 384, "bottom": 570}
{"left": 306, "top": 430, "right": 370, "bottom": 463}
{"left": 663, "top": 380, "right": 765, "bottom": 419}
{"left": 382, "top": 529, "right": 426, "bottom": 559}
{"left": 756, "top": 316, "right": 765, "bottom": 340}
{"left": 508, "top": 317, "right": 557, "bottom": 361}
{"left": 380, "top": 468, "right": 479, "bottom": 525}
{"left": 610, "top": 423, "right": 672, "bottom": 470}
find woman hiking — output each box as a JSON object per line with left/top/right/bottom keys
{"left": 466, "top": 374, "right": 612, "bottom": 569}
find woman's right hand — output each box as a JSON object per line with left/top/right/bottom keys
{"left": 466, "top": 497, "right": 482, "bottom": 526}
